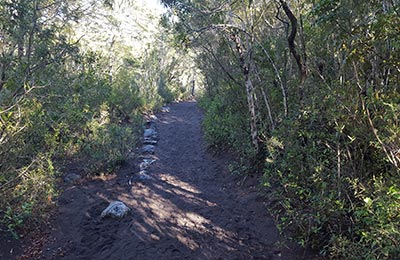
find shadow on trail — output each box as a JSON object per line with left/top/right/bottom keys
{"left": 39, "top": 102, "right": 306, "bottom": 260}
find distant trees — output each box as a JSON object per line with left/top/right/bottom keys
{"left": 162, "top": 0, "right": 400, "bottom": 258}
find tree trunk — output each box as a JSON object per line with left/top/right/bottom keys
{"left": 231, "top": 31, "right": 260, "bottom": 153}
{"left": 280, "top": 0, "right": 307, "bottom": 102}
{"left": 245, "top": 73, "right": 259, "bottom": 152}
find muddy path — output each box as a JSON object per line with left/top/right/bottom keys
{"left": 27, "top": 101, "right": 308, "bottom": 260}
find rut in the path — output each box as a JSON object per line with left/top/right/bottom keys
{"left": 40, "top": 101, "right": 305, "bottom": 260}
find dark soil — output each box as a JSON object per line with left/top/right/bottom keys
{"left": 5, "top": 101, "right": 315, "bottom": 260}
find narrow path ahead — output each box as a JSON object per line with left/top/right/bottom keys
{"left": 39, "top": 101, "right": 303, "bottom": 260}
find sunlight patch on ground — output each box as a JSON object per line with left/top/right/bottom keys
{"left": 119, "top": 172, "right": 239, "bottom": 252}
{"left": 159, "top": 173, "right": 201, "bottom": 194}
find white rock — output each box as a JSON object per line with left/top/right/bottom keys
{"left": 101, "top": 201, "right": 130, "bottom": 219}
{"left": 139, "top": 159, "right": 156, "bottom": 170}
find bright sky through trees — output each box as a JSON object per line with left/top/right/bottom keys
{"left": 74, "top": 0, "right": 165, "bottom": 58}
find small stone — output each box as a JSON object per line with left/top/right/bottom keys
{"left": 129, "top": 172, "right": 154, "bottom": 184}
{"left": 63, "top": 173, "right": 81, "bottom": 183}
{"left": 160, "top": 106, "right": 170, "bottom": 113}
{"left": 143, "top": 138, "right": 158, "bottom": 145}
{"left": 144, "top": 128, "right": 157, "bottom": 138}
{"left": 143, "top": 158, "right": 156, "bottom": 165}
{"left": 139, "top": 162, "right": 147, "bottom": 171}
{"left": 138, "top": 172, "right": 153, "bottom": 181}
{"left": 141, "top": 145, "right": 155, "bottom": 154}
{"left": 139, "top": 159, "right": 156, "bottom": 171}
{"left": 101, "top": 201, "right": 130, "bottom": 219}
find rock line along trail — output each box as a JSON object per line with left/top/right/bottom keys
{"left": 38, "top": 101, "right": 303, "bottom": 260}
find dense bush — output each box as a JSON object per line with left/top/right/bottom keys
{"left": 0, "top": 0, "right": 187, "bottom": 237}
{"left": 199, "top": 87, "right": 252, "bottom": 156}
{"left": 166, "top": 0, "right": 400, "bottom": 258}
{"left": 0, "top": 52, "right": 141, "bottom": 236}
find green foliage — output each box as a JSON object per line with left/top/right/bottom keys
{"left": 177, "top": 0, "right": 400, "bottom": 258}
{"left": 81, "top": 119, "right": 138, "bottom": 173}
{"left": 0, "top": 0, "right": 189, "bottom": 238}
{"left": 0, "top": 153, "right": 57, "bottom": 237}
{"left": 110, "top": 68, "right": 144, "bottom": 118}
{"left": 199, "top": 88, "right": 254, "bottom": 157}
{"left": 329, "top": 177, "right": 400, "bottom": 259}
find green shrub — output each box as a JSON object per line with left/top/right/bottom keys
{"left": 329, "top": 178, "right": 400, "bottom": 259}
{"left": 262, "top": 88, "right": 400, "bottom": 259}
{"left": 199, "top": 91, "right": 253, "bottom": 157}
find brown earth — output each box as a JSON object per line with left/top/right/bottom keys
{"left": 6, "top": 101, "right": 315, "bottom": 260}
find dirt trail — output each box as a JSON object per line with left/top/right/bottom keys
{"left": 29, "top": 101, "right": 306, "bottom": 260}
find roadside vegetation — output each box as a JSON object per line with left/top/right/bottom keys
{"left": 162, "top": 0, "right": 400, "bottom": 258}
{"left": 0, "top": 0, "right": 196, "bottom": 238}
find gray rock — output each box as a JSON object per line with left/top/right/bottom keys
{"left": 139, "top": 162, "right": 147, "bottom": 171}
{"left": 136, "top": 172, "right": 154, "bottom": 181}
{"left": 128, "top": 172, "right": 154, "bottom": 185}
{"left": 139, "top": 154, "right": 157, "bottom": 161}
{"left": 161, "top": 106, "right": 170, "bottom": 113}
{"left": 139, "top": 159, "right": 156, "bottom": 171}
{"left": 144, "top": 128, "right": 157, "bottom": 138}
{"left": 143, "top": 158, "right": 156, "bottom": 165}
{"left": 138, "top": 172, "right": 153, "bottom": 180}
{"left": 64, "top": 173, "right": 81, "bottom": 183}
{"left": 101, "top": 201, "right": 130, "bottom": 219}
{"left": 141, "top": 144, "right": 155, "bottom": 154}
{"left": 143, "top": 138, "right": 158, "bottom": 145}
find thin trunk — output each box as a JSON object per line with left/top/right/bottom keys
{"left": 261, "top": 87, "right": 275, "bottom": 131}
{"left": 279, "top": 0, "right": 307, "bottom": 102}
{"left": 245, "top": 77, "right": 259, "bottom": 152}
{"left": 24, "top": 0, "right": 38, "bottom": 81}
{"left": 0, "top": 60, "right": 5, "bottom": 91}
{"left": 231, "top": 31, "right": 259, "bottom": 153}
{"left": 254, "top": 63, "right": 275, "bottom": 130}
{"left": 255, "top": 36, "right": 288, "bottom": 117}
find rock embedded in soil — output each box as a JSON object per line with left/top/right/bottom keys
{"left": 160, "top": 106, "right": 170, "bottom": 113}
{"left": 137, "top": 172, "right": 153, "bottom": 181}
{"left": 144, "top": 128, "right": 157, "bottom": 138}
{"left": 100, "top": 201, "right": 130, "bottom": 219}
{"left": 143, "top": 138, "right": 158, "bottom": 145}
{"left": 141, "top": 144, "right": 155, "bottom": 154}
{"left": 63, "top": 173, "right": 81, "bottom": 183}
{"left": 129, "top": 172, "right": 153, "bottom": 184}
{"left": 139, "top": 159, "right": 156, "bottom": 171}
